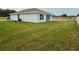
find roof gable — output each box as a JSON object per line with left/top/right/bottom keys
{"left": 10, "top": 8, "right": 51, "bottom": 15}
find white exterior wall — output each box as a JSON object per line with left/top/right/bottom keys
{"left": 20, "top": 14, "right": 47, "bottom": 23}
{"left": 10, "top": 14, "right": 52, "bottom": 23}
{"left": 50, "top": 15, "right": 53, "bottom": 21}
{"left": 37, "top": 14, "right": 46, "bottom": 23}
{"left": 10, "top": 15, "right": 18, "bottom": 21}
{"left": 20, "top": 14, "right": 39, "bottom": 23}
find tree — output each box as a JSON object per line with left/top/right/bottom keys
{"left": 61, "top": 14, "right": 68, "bottom": 17}
{"left": 0, "top": 9, "right": 16, "bottom": 17}
{"left": 52, "top": 15, "right": 56, "bottom": 17}
{"left": 77, "top": 14, "right": 79, "bottom": 16}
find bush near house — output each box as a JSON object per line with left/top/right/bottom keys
{"left": 0, "top": 19, "right": 79, "bottom": 51}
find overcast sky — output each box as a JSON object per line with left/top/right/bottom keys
{"left": 41, "top": 8, "right": 79, "bottom": 16}
{"left": 4, "top": 8, "right": 79, "bottom": 16}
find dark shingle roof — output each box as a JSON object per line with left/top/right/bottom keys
{"left": 10, "top": 8, "right": 51, "bottom": 15}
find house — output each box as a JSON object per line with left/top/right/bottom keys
{"left": 76, "top": 15, "right": 79, "bottom": 25}
{"left": 10, "top": 8, "right": 53, "bottom": 23}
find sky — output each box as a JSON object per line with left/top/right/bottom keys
{"left": 5, "top": 8, "right": 79, "bottom": 16}
{"left": 41, "top": 8, "right": 79, "bottom": 16}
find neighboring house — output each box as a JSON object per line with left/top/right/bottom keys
{"left": 10, "top": 8, "right": 53, "bottom": 23}
{"left": 76, "top": 16, "right": 79, "bottom": 25}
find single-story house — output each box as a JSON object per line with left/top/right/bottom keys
{"left": 76, "top": 15, "right": 79, "bottom": 25}
{"left": 10, "top": 8, "right": 53, "bottom": 23}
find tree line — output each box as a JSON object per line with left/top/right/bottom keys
{"left": 53, "top": 14, "right": 76, "bottom": 17}
{"left": 0, "top": 9, "right": 16, "bottom": 17}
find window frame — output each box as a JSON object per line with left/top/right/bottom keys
{"left": 40, "top": 14, "right": 44, "bottom": 20}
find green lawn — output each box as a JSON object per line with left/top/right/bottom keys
{"left": 0, "top": 19, "right": 79, "bottom": 51}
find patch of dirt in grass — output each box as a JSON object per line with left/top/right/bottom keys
{"left": 71, "top": 32, "right": 79, "bottom": 39}
{"left": 68, "top": 32, "right": 79, "bottom": 50}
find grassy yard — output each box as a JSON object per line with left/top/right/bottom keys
{"left": 0, "top": 17, "right": 7, "bottom": 21}
{"left": 0, "top": 19, "right": 79, "bottom": 51}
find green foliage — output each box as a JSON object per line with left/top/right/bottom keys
{"left": 61, "top": 14, "right": 68, "bottom": 17}
{"left": 77, "top": 14, "right": 79, "bottom": 16}
{"left": 0, "top": 9, "right": 16, "bottom": 17}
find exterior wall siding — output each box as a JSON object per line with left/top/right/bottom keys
{"left": 10, "top": 15, "right": 18, "bottom": 21}
{"left": 37, "top": 14, "right": 46, "bottom": 23}
{"left": 19, "top": 14, "right": 39, "bottom": 23}
{"left": 10, "top": 14, "right": 52, "bottom": 23}
{"left": 50, "top": 15, "right": 53, "bottom": 21}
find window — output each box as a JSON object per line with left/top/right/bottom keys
{"left": 40, "top": 14, "right": 44, "bottom": 20}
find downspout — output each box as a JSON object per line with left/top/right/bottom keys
{"left": 18, "top": 14, "right": 21, "bottom": 22}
